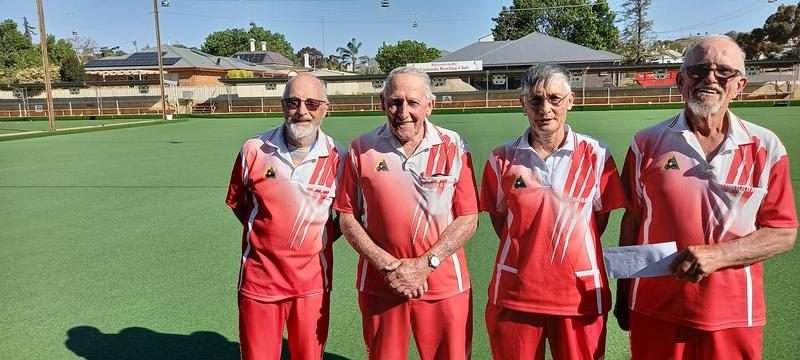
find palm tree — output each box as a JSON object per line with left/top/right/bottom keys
{"left": 336, "top": 38, "right": 363, "bottom": 72}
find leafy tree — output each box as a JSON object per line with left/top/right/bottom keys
{"left": 375, "top": 40, "right": 440, "bottom": 73}
{"left": 201, "top": 22, "right": 293, "bottom": 59}
{"left": 68, "top": 35, "right": 98, "bottom": 63}
{"left": 336, "top": 38, "right": 368, "bottom": 72}
{"left": 97, "top": 46, "right": 127, "bottom": 58}
{"left": 619, "top": 0, "right": 654, "bottom": 64}
{"left": 295, "top": 46, "right": 324, "bottom": 68}
{"left": 59, "top": 54, "right": 85, "bottom": 82}
{"left": 0, "top": 20, "right": 38, "bottom": 72}
{"left": 763, "top": 3, "right": 800, "bottom": 57}
{"left": 491, "top": 0, "right": 619, "bottom": 51}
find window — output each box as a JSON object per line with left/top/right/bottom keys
{"left": 491, "top": 75, "right": 506, "bottom": 86}
{"left": 69, "top": 88, "right": 80, "bottom": 95}
{"left": 432, "top": 77, "right": 447, "bottom": 87}
{"left": 13, "top": 88, "right": 24, "bottom": 98}
{"left": 654, "top": 69, "right": 667, "bottom": 80}
{"left": 746, "top": 66, "right": 760, "bottom": 76}
{"left": 441, "top": 95, "right": 453, "bottom": 103}
{"left": 138, "top": 85, "right": 150, "bottom": 94}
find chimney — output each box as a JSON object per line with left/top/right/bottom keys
{"left": 260, "top": 41, "right": 267, "bottom": 52}
{"left": 304, "top": 52, "right": 311, "bottom": 69}
{"left": 249, "top": 38, "right": 256, "bottom": 52}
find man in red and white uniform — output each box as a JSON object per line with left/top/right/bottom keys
{"left": 480, "top": 64, "right": 626, "bottom": 359}
{"left": 615, "top": 35, "right": 797, "bottom": 359}
{"left": 226, "top": 74, "right": 342, "bottom": 360}
{"left": 334, "top": 67, "right": 479, "bottom": 360}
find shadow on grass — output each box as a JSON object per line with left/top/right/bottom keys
{"left": 65, "top": 326, "right": 350, "bottom": 360}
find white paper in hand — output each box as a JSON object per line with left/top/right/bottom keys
{"left": 603, "top": 242, "right": 678, "bottom": 279}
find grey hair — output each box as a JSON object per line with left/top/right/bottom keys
{"left": 383, "top": 66, "right": 435, "bottom": 101}
{"left": 680, "top": 34, "right": 746, "bottom": 75}
{"left": 520, "top": 64, "right": 572, "bottom": 96}
{"left": 282, "top": 73, "right": 328, "bottom": 101}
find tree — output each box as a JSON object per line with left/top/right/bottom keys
{"left": 619, "top": 0, "right": 654, "bottom": 64}
{"left": 375, "top": 40, "right": 440, "bottom": 73}
{"left": 490, "top": 0, "right": 619, "bottom": 51}
{"left": 0, "top": 19, "right": 39, "bottom": 83}
{"left": 68, "top": 35, "right": 97, "bottom": 63}
{"left": 59, "top": 54, "right": 85, "bottom": 82}
{"left": 763, "top": 3, "right": 800, "bottom": 57}
{"left": 336, "top": 38, "right": 368, "bottom": 72}
{"left": 295, "top": 46, "right": 324, "bottom": 68}
{"left": 201, "top": 22, "right": 294, "bottom": 59}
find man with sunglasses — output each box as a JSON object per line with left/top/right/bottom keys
{"left": 479, "top": 64, "right": 626, "bottom": 359}
{"left": 226, "top": 73, "right": 342, "bottom": 360}
{"left": 615, "top": 35, "right": 797, "bottom": 359}
{"left": 334, "top": 67, "right": 479, "bottom": 359}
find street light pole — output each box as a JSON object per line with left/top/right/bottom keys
{"left": 152, "top": 0, "right": 168, "bottom": 120}
{"left": 35, "top": 0, "right": 56, "bottom": 131}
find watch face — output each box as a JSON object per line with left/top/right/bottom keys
{"left": 429, "top": 255, "right": 441, "bottom": 268}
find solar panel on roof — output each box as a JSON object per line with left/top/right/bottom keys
{"left": 86, "top": 52, "right": 180, "bottom": 68}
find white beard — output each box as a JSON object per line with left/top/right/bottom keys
{"left": 285, "top": 122, "right": 318, "bottom": 142}
{"left": 687, "top": 97, "right": 723, "bottom": 118}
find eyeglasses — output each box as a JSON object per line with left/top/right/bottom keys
{"left": 684, "top": 64, "right": 742, "bottom": 81}
{"left": 525, "top": 94, "right": 569, "bottom": 108}
{"left": 283, "top": 97, "right": 327, "bottom": 111}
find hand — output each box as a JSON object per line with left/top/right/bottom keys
{"left": 671, "top": 245, "right": 722, "bottom": 282}
{"left": 386, "top": 257, "right": 432, "bottom": 299}
{"left": 614, "top": 278, "right": 631, "bottom": 331}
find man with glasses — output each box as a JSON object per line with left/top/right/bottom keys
{"left": 226, "top": 73, "right": 342, "bottom": 360}
{"left": 479, "top": 63, "right": 626, "bottom": 359}
{"left": 335, "top": 67, "right": 478, "bottom": 359}
{"left": 615, "top": 35, "right": 797, "bottom": 358}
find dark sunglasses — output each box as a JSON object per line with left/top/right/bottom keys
{"left": 684, "top": 64, "right": 741, "bottom": 81}
{"left": 283, "top": 97, "right": 327, "bottom": 111}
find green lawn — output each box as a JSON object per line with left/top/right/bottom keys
{"left": 0, "top": 107, "right": 798, "bottom": 359}
{"left": 0, "top": 118, "right": 157, "bottom": 135}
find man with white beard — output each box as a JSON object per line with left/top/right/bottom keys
{"left": 615, "top": 35, "right": 797, "bottom": 359}
{"left": 226, "top": 73, "right": 343, "bottom": 360}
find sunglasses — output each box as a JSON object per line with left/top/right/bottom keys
{"left": 684, "top": 64, "right": 741, "bottom": 81}
{"left": 525, "top": 94, "right": 569, "bottom": 108}
{"left": 283, "top": 97, "right": 327, "bottom": 111}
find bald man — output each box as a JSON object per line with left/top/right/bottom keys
{"left": 226, "top": 74, "right": 343, "bottom": 360}
{"left": 615, "top": 35, "right": 797, "bottom": 359}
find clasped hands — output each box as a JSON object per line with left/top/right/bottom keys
{"left": 381, "top": 257, "right": 432, "bottom": 299}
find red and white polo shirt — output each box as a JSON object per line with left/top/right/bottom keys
{"left": 480, "top": 126, "right": 626, "bottom": 316}
{"left": 333, "top": 120, "right": 479, "bottom": 300}
{"left": 623, "top": 111, "right": 798, "bottom": 331}
{"left": 226, "top": 125, "right": 342, "bottom": 302}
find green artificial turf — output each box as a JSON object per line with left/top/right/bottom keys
{"left": 0, "top": 107, "right": 797, "bottom": 359}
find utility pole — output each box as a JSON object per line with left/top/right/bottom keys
{"left": 35, "top": 0, "right": 56, "bottom": 131}
{"left": 153, "top": 0, "right": 168, "bottom": 120}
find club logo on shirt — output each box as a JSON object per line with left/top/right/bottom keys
{"left": 664, "top": 154, "right": 680, "bottom": 170}
{"left": 265, "top": 167, "right": 276, "bottom": 178}
{"left": 376, "top": 159, "right": 389, "bottom": 172}
{"left": 514, "top": 176, "right": 527, "bottom": 189}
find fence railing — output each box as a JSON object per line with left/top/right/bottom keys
{"left": 0, "top": 91, "right": 790, "bottom": 119}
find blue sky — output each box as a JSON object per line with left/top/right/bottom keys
{"left": 1, "top": 0, "right": 794, "bottom": 56}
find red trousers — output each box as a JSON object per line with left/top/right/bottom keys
{"left": 630, "top": 311, "right": 763, "bottom": 360}
{"left": 358, "top": 290, "right": 473, "bottom": 360}
{"left": 485, "top": 304, "right": 606, "bottom": 360}
{"left": 238, "top": 293, "right": 330, "bottom": 360}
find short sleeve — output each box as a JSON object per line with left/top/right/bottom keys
{"left": 479, "top": 151, "right": 505, "bottom": 216}
{"left": 226, "top": 150, "right": 252, "bottom": 222}
{"left": 332, "top": 144, "right": 362, "bottom": 216}
{"left": 452, "top": 148, "right": 479, "bottom": 216}
{"left": 756, "top": 155, "right": 798, "bottom": 228}
{"left": 594, "top": 154, "right": 627, "bottom": 214}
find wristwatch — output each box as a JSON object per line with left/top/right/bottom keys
{"left": 427, "top": 254, "right": 441, "bottom": 269}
